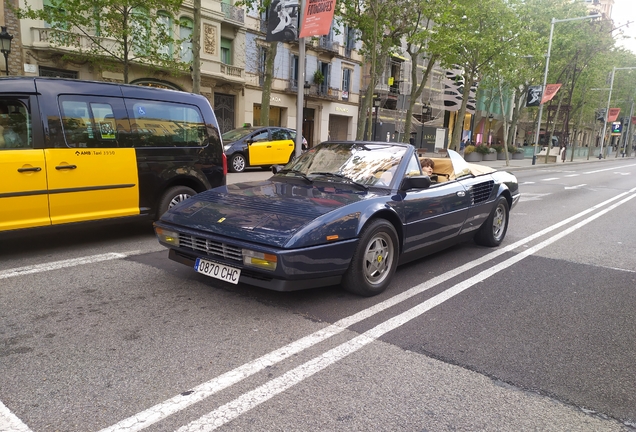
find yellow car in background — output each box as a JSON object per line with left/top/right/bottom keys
{"left": 222, "top": 126, "right": 301, "bottom": 172}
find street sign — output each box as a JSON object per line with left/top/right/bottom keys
{"left": 611, "top": 121, "right": 622, "bottom": 135}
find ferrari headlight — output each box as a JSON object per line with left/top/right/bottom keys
{"left": 242, "top": 249, "right": 277, "bottom": 271}
{"left": 155, "top": 227, "right": 180, "bottom": 247}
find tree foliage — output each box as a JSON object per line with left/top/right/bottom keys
{"left": 16, "top": 0, "right": 186, "bottom": 83}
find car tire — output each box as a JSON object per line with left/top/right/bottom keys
{"left": 474, "top": 196, "right": 509, "bottom": 247}
{"left": 157, "top": 186, "right": 196, "bottom": 219}
{"left": 229, "top": 153, "right": 246, "bottom": 173}
{"left": 342, "top": 219, "right": 399, "bottom": 297}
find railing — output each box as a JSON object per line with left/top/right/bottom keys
{"left": 221, "top": 3, "right": 245, "bottom": 24}
{"left": 318, "top": 37, "right": 338, "bottom": 52}
{"left": 220, "top": 64, "right": 243, "bottom": 77}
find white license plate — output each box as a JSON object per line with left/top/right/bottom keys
{"left": 194, "top": 258, "right": 241, "bottom": 284}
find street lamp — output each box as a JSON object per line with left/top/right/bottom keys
{"left": 487, "top": 114, "right": 494, "bottom": 144}
{"left": 532, "top": 14, "right": 601, "bottom": 165}
{"left": 599, "top": 66, "right": 636, "bottom": 159}
{"left": 0, "top": 26, "right": 13, "bottom": 76}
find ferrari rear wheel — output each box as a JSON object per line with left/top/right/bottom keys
{"left": 342, "top": 219, "right": 399, "bottom": 297}
{"left": 474, "top": 196, "right": 509, "bottom": 247}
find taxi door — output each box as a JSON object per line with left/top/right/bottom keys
{"left": 0, "top": 97, "right": 50, "bottom": 232}
{"left": 246, "top": 129, "right": 274, "bottom": 166}
{"left": 270, "top": 128, "right": 295, "bottom": 164}
{"left": 45, "top": 96, "right": 140, "bottom": 225}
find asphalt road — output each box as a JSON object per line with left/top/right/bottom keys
{"left": 1, "top": 159, "right": 635, "bottom": 431}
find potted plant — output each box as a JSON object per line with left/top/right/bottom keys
{"left": 476, "top": 144, "right": 494, "bottom": 161}
{"left": 492, "top": 144, "right": 506, "bottom": 160}
{"left": 313, "top": 70, "right": 325, "bottom": 86}
{"left": 463, "top": 145, "right": 481, "bottom": 162}
{"left": 509, "top": 145, "right": 525, "bottom": 160}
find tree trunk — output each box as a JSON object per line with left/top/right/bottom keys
{"left": 450, "top": 70, "right": 475, "bottom": 151}
{"left": 404, "top": 54, "right": 437, "bottom": 140}
{"left": 260, "top": 41, "right": 278, "bottom": 127}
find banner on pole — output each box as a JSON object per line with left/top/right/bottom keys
{"left": 299, "top": 0, "right": 336, "bottom": 38}
{"left": 631, "top": 116, "right": 636, "bottom": 125}
{"left": 526, "top": 85, "right": 542, "bottom": 107}
{"left": 266, "top": 0, "right": 300, "bottom": 42}
{"left": 607, "top": 108, "right": 621, "bottom": 123}
{"left": 540, "top": 83, "right": 562, "bottom": 104}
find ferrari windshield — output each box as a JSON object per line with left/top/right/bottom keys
{"left": 281, "top": 142, "right": 408, "bottom": 186}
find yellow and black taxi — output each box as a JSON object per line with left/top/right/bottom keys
{"left": 0, "top": 77, "right": 226, "bottom": 234}
{"left": 222, "top": 126, "right": 301, "bottom": 172}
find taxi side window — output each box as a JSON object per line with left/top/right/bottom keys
{"left": 126, "top": 100, "right": 207, "bottom": 147}
{"left": 271, "top": 129, "right": 289, "bottom": 141}
{"left": 60, "top": 100, "right": 118, "bottom": 148}
{"left": 0, "top": 99, "right": 31, "bottom": 150}
{"left": 251, "top": 130, "right": 269, "bottom": 143}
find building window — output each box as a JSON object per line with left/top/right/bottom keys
{"left": 221, "top": 38, "right": 232, "bottom": 65}
{"left": 253, "top": 104, "right": 282, "bottom": 127}
{"left": 179, "top": 17, "right": 193, "bottom": 63}
{"left": 342, "top": 68, "right": 351, "bottom": 101}
{"left": 131, "top": 7, "right": 150, "bottom": 55}
{"left": 157, "top": 12, "right": 173, "bottom": 57}
{"left": 290, "top": 54, "right": 299, "bottom": 89}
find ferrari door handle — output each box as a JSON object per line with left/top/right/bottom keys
{"left": 18, "top": 167, "right": 42, "bottom": 173}
{"left": 55, "top": 164, "right": 77, "bottom": 170}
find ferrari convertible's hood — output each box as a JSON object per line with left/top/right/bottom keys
{"left": 161, "top": 180, "right": 367, "bottom": 247}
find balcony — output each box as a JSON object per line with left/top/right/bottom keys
{"left": 220, "top": 63, "right": 243, "bottom": 78}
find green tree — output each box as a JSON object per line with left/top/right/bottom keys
{"left": 16, "top": 0, "right": 186, "bottom": 83}
{"left": 435, "top": 0, "right": 520, "bottom": 151}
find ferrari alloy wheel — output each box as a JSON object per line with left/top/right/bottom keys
{"left": 474, "top": 196, "right": 509, "bottom": 247}
{"left": 342, "top": 219, "right": 399, "bottom": 296}
{"left": 157, "top": 185, "right": 196, "bottom": 219}
{"left": 229, "top": 153, "right": 246, "bottom": 173}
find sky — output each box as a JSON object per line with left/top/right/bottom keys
{"left": 612, "top": 0, "right": 636, "bottom": 54}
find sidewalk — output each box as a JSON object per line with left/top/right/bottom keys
{"left": 460, "top": 151, "right": 635, "bottom": 172}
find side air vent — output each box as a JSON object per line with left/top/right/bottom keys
{"left": 470, "top": 180, "right": 495, "bottom": 205}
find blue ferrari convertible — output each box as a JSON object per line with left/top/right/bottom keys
{"left": 155, "top": 141, "right": 520, "bottom": 296}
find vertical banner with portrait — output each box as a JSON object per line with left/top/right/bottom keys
{"left": 526, "top": 85, "right": 542, "bottom": 107}
{"left": 266, "top": 0, "right": 300, "bottom": 42}
{"left": 299, "top": 0, "right": 336, "bottom": 38}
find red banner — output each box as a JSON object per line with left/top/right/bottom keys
{"left": 299, "top": 0, "right": 336, "bottom": 38}
{"left": 631, "top": 116, "right": 636, "bottom": 125}
{"left": 540, "top": 84, "right": 562, "bottom": 104}
{"left": 607, "top": 108, "right": 621, "bottom": 122}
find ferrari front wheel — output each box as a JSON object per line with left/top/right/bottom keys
{"left": 342, "top": 219, "right": 399, "bottom": 297}
{"left": 474, "top": 196, "right": 509, "bottom": 247}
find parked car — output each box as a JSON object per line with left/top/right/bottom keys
{"left": 0, "top": 77, "right": 225, "bottom": 234}
{"left": 155, "top": 142, "right": 520, "bottom": 296}
{"left": 222, "top": 126, "right": 303, "bottom": 172}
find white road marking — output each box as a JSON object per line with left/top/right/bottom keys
{"left": 0, "top": 400, "right": 32, "bottom": 432}
{"left": 100, "top": 188, "right": 636, "bottom": 432}
{"left": 519, "top": 193, "right": 551, "bottom": 202}
{"left": 179, "top": 189, "right": 636, "bottom": 432}
{"left": 521, "top": 181, "right": 536, "bottom": 185}
{"left": 564, "top": 184, "right": 587, "bottom": 190}
{"left": 564, "top": 174, "right": 580, "bottom": 177}
{"left": 542, "top": 177, "right": 560, "bottom": 181}
{"left": 584, "top": 163, "right": 636, "bottom": 175}
{"left": 0, "top": 251, "right": 141, "bottom": 280}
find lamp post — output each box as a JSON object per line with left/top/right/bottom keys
{"left": 487, "top": 114, "right": 494, "bottom": 145}
{"left": 0, "top": 26, "right": 13, "bottom": 76}
{"left": 599, "top": 66, "right": 636, "bottom": 159}
{"left": 532, "top": 14, "right": 601, "bottom": 165}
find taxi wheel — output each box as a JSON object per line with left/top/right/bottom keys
{"left": 157, "top": 186, "right": 196, "bottom": 219}
{"left": 229, "top": 154, "right": 246, "bottom": 173}
{"left": 342, "top": 219, "right": 398, "bottom": 297}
